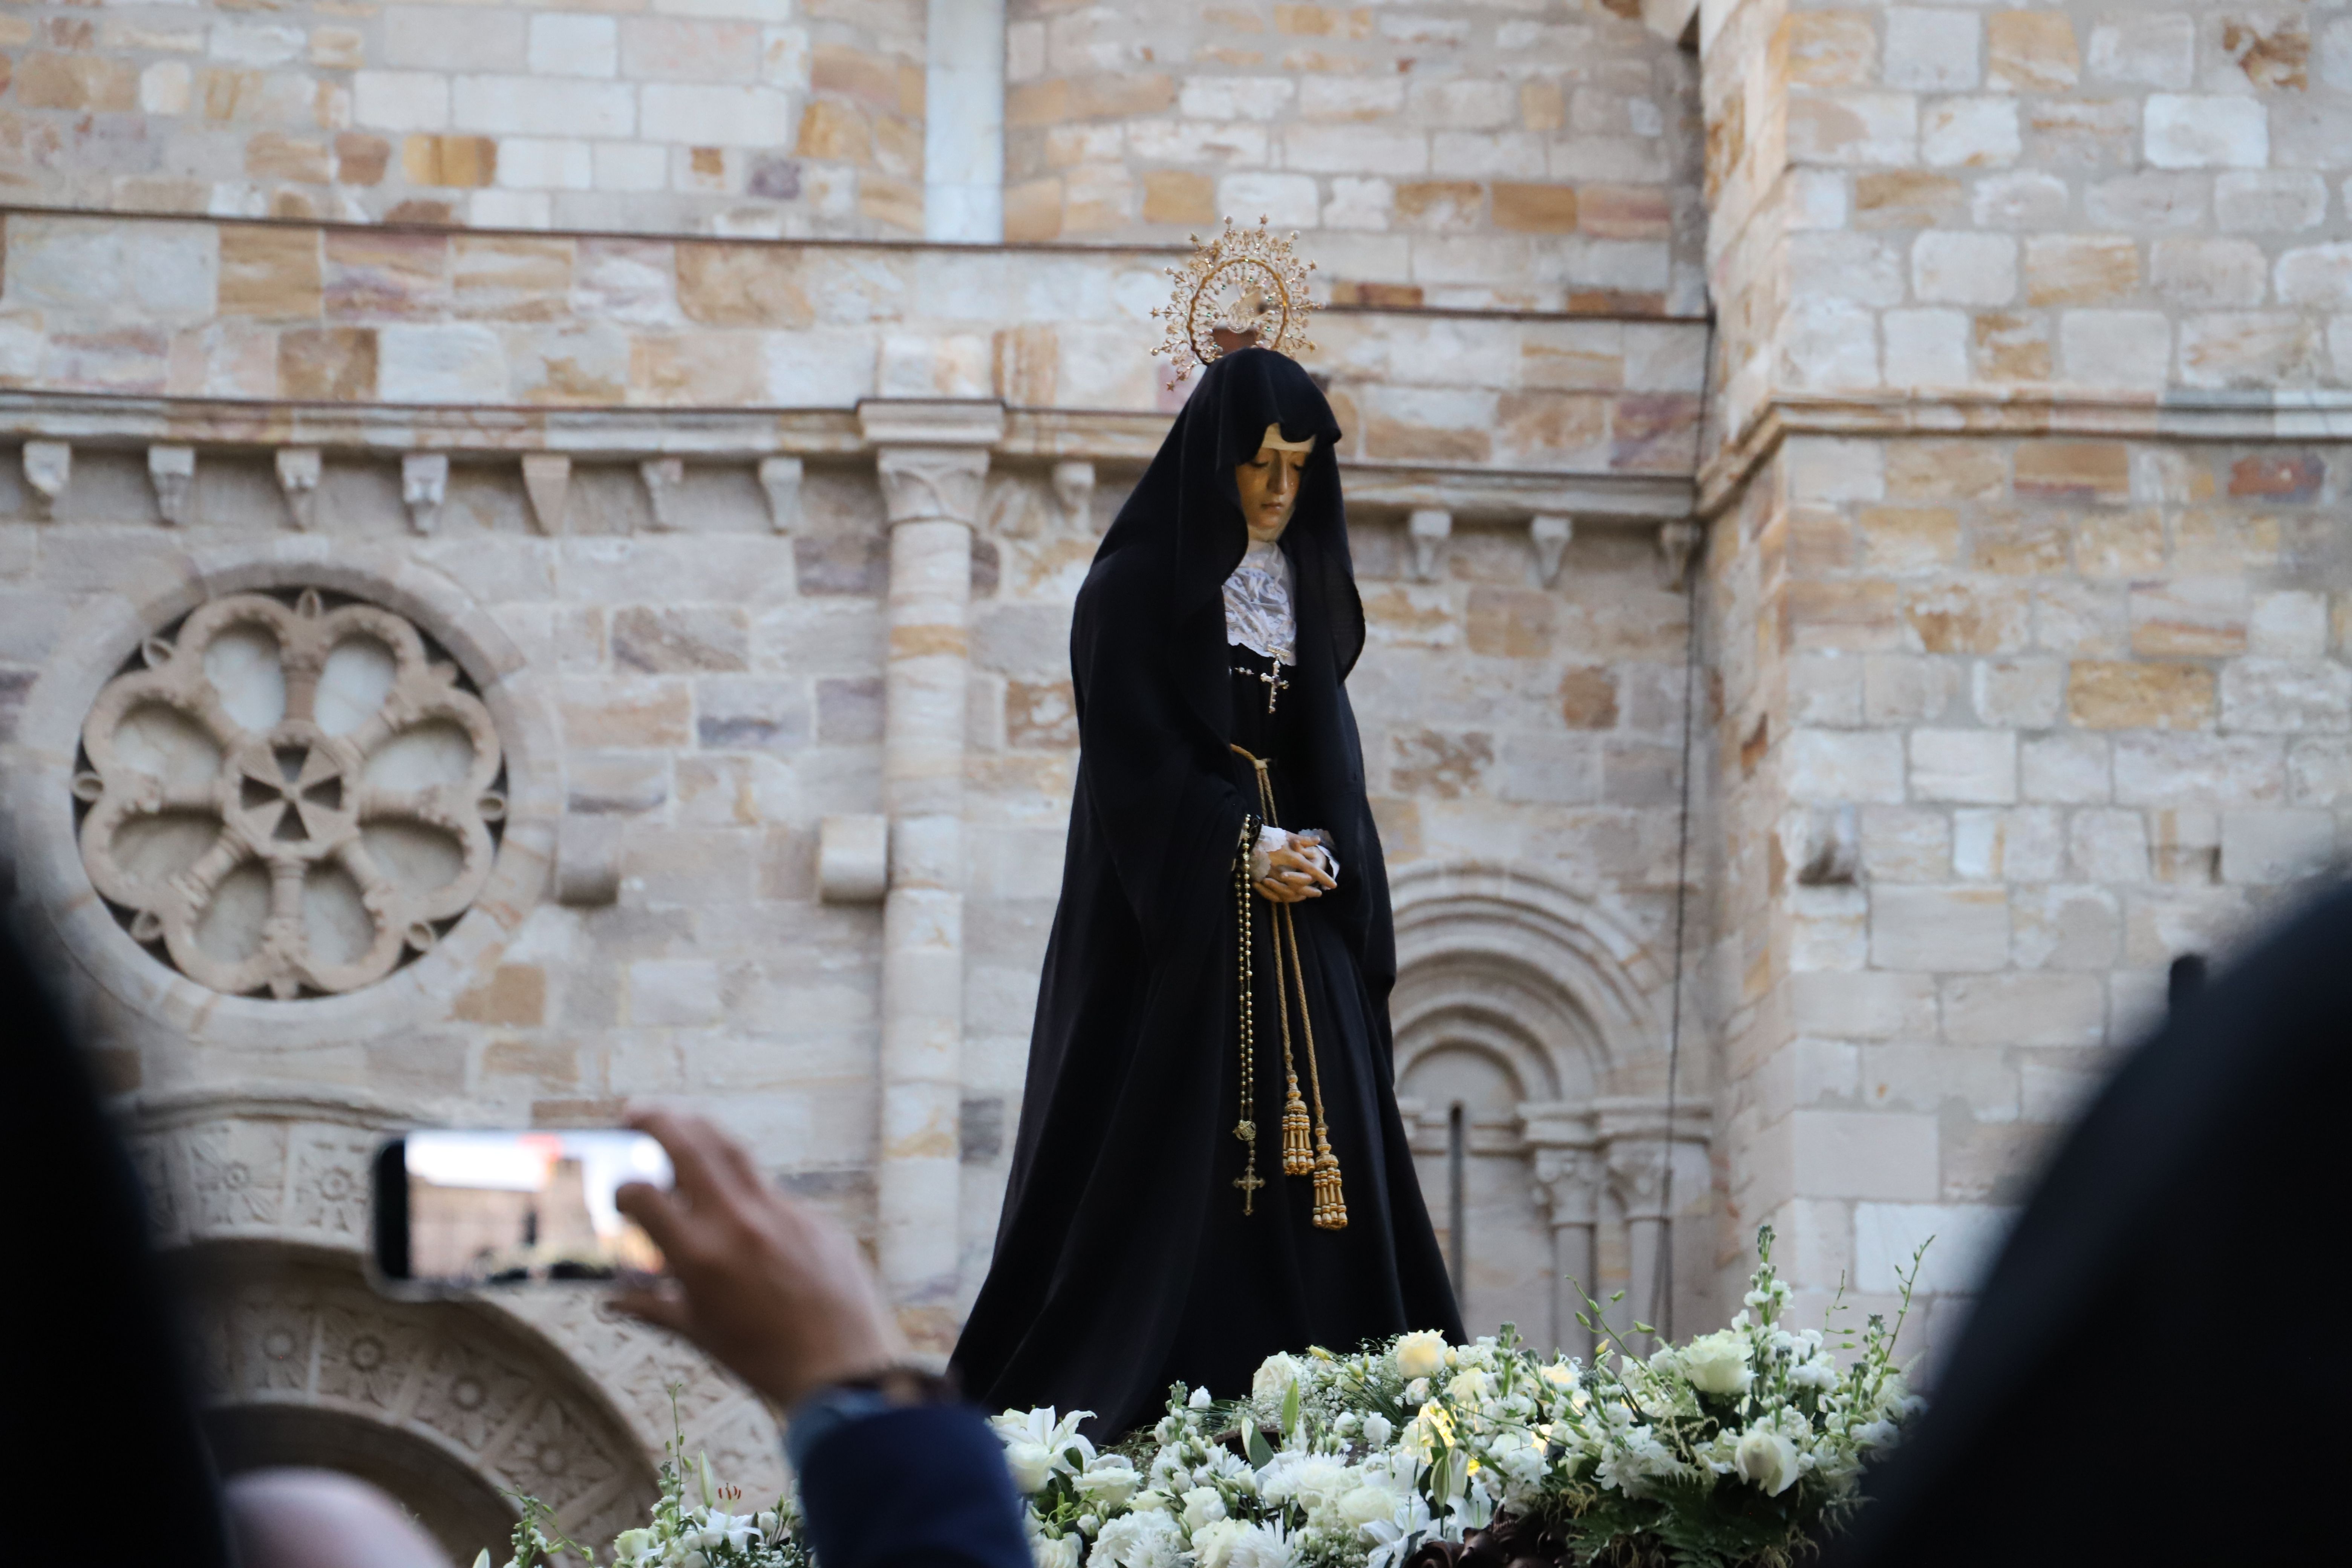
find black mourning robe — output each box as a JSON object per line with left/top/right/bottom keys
{"left": 951, "top": 350, "right": 1462, "bottom": 1439}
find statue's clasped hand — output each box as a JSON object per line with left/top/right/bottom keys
{"left": 1252, "top": 826, "right": 1338, "bottom": 904}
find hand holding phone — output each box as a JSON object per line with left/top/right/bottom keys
{"left": 609, "top": 1108, "right": 902, "bottom": 1408}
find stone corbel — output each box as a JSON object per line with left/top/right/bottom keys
{"left": 1658, "top": 519, "right": 1701, "bottom": 590}
{"left": 21, "top": 440, "right": 70, "bottom": 518}
{"left": 1795, "top": 804, "right": 1860, "bottom": 887}
{"left": 1407, "top": 508, "right": 1452, "bottom": 583}
{"left": 401, "top": 453, "right": 448, "bottom": 535}
{"left": 758, "top": 456, "right": 804, "bottom": 534}
{"left": 1052, "top": 459, "right": 1096, "bottom": 530}
{"left": 1529, "top": 513, "right": 1572, "bottom": 586}
{"left": 275, "top": 447, "right": 322, "bottom": 531}
{"left": 876, "top": 446, "right": 992, "bottom": 527}
{"left": 147, "top": 445, "right": 197, "bottom": 527}
{"left": 640, "top": 457, "right": 685, "bottom": 531}
{"left": 553, "top": 815, "right": 624, "bottom": 907}
{"left": 521, "top": 453, "right": 570, "bottom": 535}
{"left": 817, "top": 814, "right": 890, "bottom": 904}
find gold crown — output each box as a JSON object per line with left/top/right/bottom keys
{"left": 1148, "top": 216, "right": 1319, "bottom": 389}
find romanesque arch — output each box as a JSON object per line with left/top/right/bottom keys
{"left": 1385, "top": 863, "right": 1706, "bottom": 1355}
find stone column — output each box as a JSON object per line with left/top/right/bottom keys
{"left": 862, "top": 401, "right": 1003, "bottom": 1348}
{"left": 1599, "top": 1098, "right": 1712, "bottom": 1349}
{"left": 1529, "top": 1142, "right": 1602, "bottom": 1362}
{"left": 1604, "top": 1137, "right": 1670, "bottom": 1347}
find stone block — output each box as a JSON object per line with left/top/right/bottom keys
{"left": 279, "top": 328, "right": 377, "bottom": 401}
{"left": 1882, "top": 311, "right": 1969, "bottom": 386}
{"left": 2221, "top": 810, "right": 2339, "bottom": 884}
{"left": 1871, "top": 885, "right": 2011, "bottom": 972}
{"left": 1854, "top": 1201, "right": 2018, "bottom": 1294}
{"left": 2130, "top": 581, "right": 2247, "bottom": 658}
{"left": 1957, "top": 805, "right": 2064, "bottom": 882}
{"left": 2215, "top": 171, "right": 2328, "bottom": 234}
{"left": 629, "top": 959, "right": 724, "bottom": 1027}
{"left": 2025, "top": 236, "right": 2138, "bottom": 308}
{"left": 1789, "top": 580, "right": 1904, "bottom": 652}
{"left": 1910, "top": 728, "right": 2017, "bottom": 805}
{"left": 2073, "top": 510, "right": 2163, "bottom": 581}
{"left": 2020, "top": 733, "right": 2110, "bottom": 804}
{"left": 455, "top": 965, "right": 549, "bottom": 1027}
{"left": 1865, "top": 657, "right": 1964, "bottom": 725}
{"left": 354, "top": 69, "right": 452, "bottom": 132}
{"left": 1921, "top": 98, "right": 2020, "bottom": 169}
{"left": 220, "top": 226, "right": 322, "bottom": 320}
{"left": 2014, "top": 443, "right": 2129, "bottom": 505}
{"left": 2249, "top": 593, "right": 2330, "bottom": 659}
{"left": 1972, "top": 171, "right": 2069, "bottom": 230}
{"left": 1787, "top": 90, "right": 1920, "bottom": 168}
{"left": 1886, "top": 443, "right": 2007, "bottom": 503}
{"left": 1885, "top": 9, "right": 1982, "bottom": 92}
{"left": 1940, "top": 971, "right": 2105, "bottom": 1048}
{"left": 2145, "top": 95, "right": 2268, "bottom": 170}
{"left": 2067, "top": 808, "right": 2149, "bottom": 884}
{"left": 1987, "top": 12, "right": 2079, "bottom": 93}
{"left": 1789, "top": 970, "right": 1939, "bottom": 1043}
{"left": 613, "top": 606, "right": 750, "bottom": 674}
{"left": 2088, "top": 15, "right": 2195, "bottom": 89}
{"left": 2219, "top": 659, "right": 2352, "bottom": 733}
{"left": 2277, "top": 244, "right": 2352, "bottom": 311}
{"left": 1972, "top": 658, "right": 2063, "bottom": 729}
{"left": 1857, "top": 171, "right": 1964, "bottom": 231}
{"left": 1791, "top": 1111, "right": 1940, "bottom": 1202}
{"left": 1863, "top": 805, "right": 1952, "bottom": 883}
{"left": 1787, "top": 729, "right": 1906, "bottom": 806}
{"left": 2068, "top": 661, "right": 2214, "bottom": 731}
{"left": 1389, "top": 729, "right": 1493, "bottom": 798}
{"left": 1902, "top": 582, "right": 2030, "bottom": 656}
{"left": 562, "top": 680, "right": 694, "bottom": 748}
{"left": 816, "top": 676, "right": 885, "bottom": 744}
{"left": 377, "top": 324, "right": 506, "bottom": 403}
{"left": 2060, "top": 311, "right": 2172, "bottom": 390}
{"left": 1784, "top": 13, "right": 1879, "bottom": 87}
{"left": 1973, "top": 312, "right": 2053, "bottom": 382}
{"left": 1492, "top": 184, "right": 1582, "bottom": 234}
{"left": 2011, "top": 884, "right": 2122, "bottom": 971}
{"left": 567, "top": 751, "right": 670, "bottom": 815}
{"left": 2147, "top": 239, "right": 2266, "bottom": 310}
{"left": 385, "top": 8, "right": 527, "bottom": 73}
{"left": 2113, "top": 733, "right": 2286, "bottom": 807}
{"left": 2179, "top": 313, "right": 2321, "bottom": 389}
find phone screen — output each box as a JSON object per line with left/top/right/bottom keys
{"left": 373, "top": 1130, "right": 672, "bottom": 1288}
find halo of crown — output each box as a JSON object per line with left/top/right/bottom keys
{"left": 1147, "top": 216, "right": 1320, "bottom": 389}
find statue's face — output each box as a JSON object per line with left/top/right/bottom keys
{"left": 1236, "top": 422, "right": 1315, "bottom": 544}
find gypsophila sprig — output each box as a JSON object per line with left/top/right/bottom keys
{"left": 482, "top": 1234, "right": 1925, "bottom": 1568}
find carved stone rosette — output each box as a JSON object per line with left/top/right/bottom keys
{"left": 74, "top": 588, "right": 506, "bottom": 999}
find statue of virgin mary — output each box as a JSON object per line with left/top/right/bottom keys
{"left": 952, "top": 345, "right": 1462, "bottom": 1437}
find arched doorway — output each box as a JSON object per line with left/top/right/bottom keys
{"left": 176, "top": 1243, "right": 660, "bottom": 1563}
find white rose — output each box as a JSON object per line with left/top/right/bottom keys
{"left": 1393, "top": 1330, "right": 1448, "bottom": 1381}
{"left": 1444, "top": 1368, "right": 1491, "bottom": 1403}
{"left": 1004, "top": 1441, "right": 1054, "bottom": 1494}
{"left": 1253, "top": 1352, "right": 1300, "bottom": 1403}
{"left": 1031, "top": 1533, "right": 1082, "bottom": 1568}
{"left": 1735, "top": 1427, "right": 1800, "bottom": 1497}
{"left": 1540, "top": 1362, "right": 1578, "bottom": 1390}
{"left": 1180, "top": 1486, "right": 1228, "bottom": 1531}
{"left": 1075, "top": 1456, "right": 1142, "bottom": 1509}
{"left": 1337, "top": 1486, "right": 1395, "bottom": 1528}
{"left": 1189, "top": 1386, "right": 1213, "bottom": 1409}
{"left": 1361, "top": 1413, "right": 1393, "bottom": 1447}
{"left": 1681, "top": 1331, "right": 1754, "bottom": 1397}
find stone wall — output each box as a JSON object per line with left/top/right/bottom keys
{"left": 0, "top": 0, "right": 923, "bottom": 237}
{"left": 1004, "top": 0, "right": 1709, "bottom": 312}
{"left": 1693, "top": 0, "right": 2352, "bottom": 1362}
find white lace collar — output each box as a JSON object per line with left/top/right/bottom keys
{"left": 1222, "top": 541, "right": 1295, "bottom": 666}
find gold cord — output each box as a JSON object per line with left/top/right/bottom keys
{"left": 1231, "top": 744, "right": 1347, "bottom": 1230}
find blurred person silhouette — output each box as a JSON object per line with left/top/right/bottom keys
{"left": 615, "top": 1107, "right": 1027, "bottom": 1568}
{"left": 3, "top": 922, "right": 443, "bottom": 1567}
{"left": 1825, "top": 882, "right": 2349, "bottom": 1565}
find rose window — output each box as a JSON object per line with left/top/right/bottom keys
{"left": 73, "top": 589, "right": 506, "bottom": 998}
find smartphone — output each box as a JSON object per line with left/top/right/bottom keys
{"left": 371, "top": 1129, "right": 672, "bottom": 1294}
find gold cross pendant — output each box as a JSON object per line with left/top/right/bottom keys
{"left": 1256, "top": 667, "right": 1290, "bottom": 714}
{"left": 1234, "top": 1165, "right": 1265, "bottom": 1214}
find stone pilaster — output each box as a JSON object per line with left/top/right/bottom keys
{"left": 862, "top": 400, "right": 1004, "bottom": 1350}
{"left": 1528, "top": 1138, "right": 1602, "bottom": 1361}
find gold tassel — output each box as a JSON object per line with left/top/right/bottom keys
{"left": 1312, "top": 1139, "right": 1348, "bottom": 1231}
{"left": 1281, "top": 1081, "right": 1314, "bottom": 1175}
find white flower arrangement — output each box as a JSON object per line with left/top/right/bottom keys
{"left": 493, "top": 1229, "right": 1923, "bottom": 1568}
